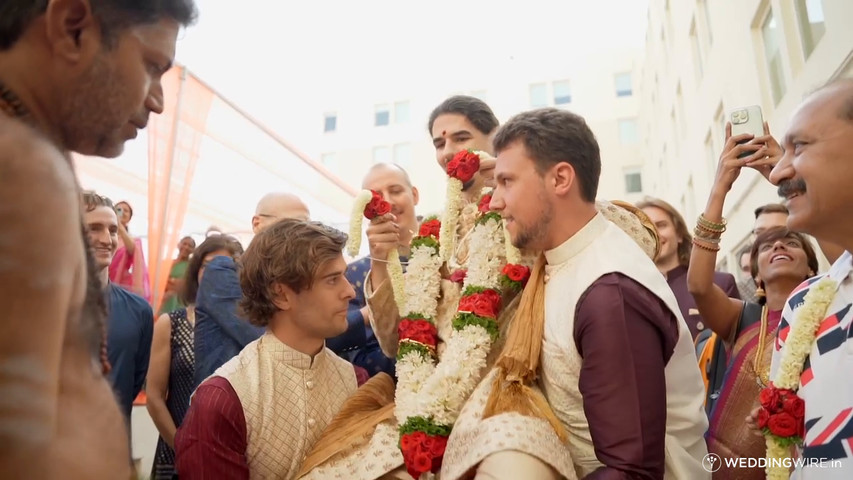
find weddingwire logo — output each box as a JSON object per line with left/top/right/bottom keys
{"left": 702, "top": 453, "right": 842, "bottom": 472}
{"left": 702, "top": 453, "right": 722, "bottom": 473}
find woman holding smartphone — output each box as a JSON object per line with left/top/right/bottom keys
{"left": 688, "top": 122, "right": 818, "bottom": 479}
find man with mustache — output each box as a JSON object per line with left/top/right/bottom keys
{"left": 756, "top": 78, "right": 853, "bottom": 479}
{"left": 0, "top": 1, "right": 196, "bottom": 477}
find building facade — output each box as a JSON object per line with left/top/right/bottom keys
{"left": 312, "top": 48, "right": 647, "bottom": 216}
{"left": 638, "top": 0, "right": 853, "bottom": 272}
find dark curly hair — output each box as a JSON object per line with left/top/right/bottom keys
{"left": 238, "top": 219, "right": 347, "bottom": 327}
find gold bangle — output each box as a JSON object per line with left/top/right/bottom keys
{"left": 697, "top": 214, "right": 727, "bottom": 232}
{"left": 693, "top": 234, "right": 721, "bottom": 244}
{"left": 693, "top": 226, "right": 722, "bottom": 240}
{"left": 692, "top": 238, "right": 720, "bottom": 252}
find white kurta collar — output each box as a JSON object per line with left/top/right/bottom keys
{"left": 544, "top": 213, "right": 607, "bottom": 267}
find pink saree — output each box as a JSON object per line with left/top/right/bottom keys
{"left": 108, "top": 237, "right": 151, "bottom": 303}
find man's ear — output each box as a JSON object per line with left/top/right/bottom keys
{"left": 552, "top": 162, "right": 576, "bottom": 197}
{"left": 411, "top": 186, "right": 420, "bottom": 207}
{"left": 270, "top": 282, "right": 292, "bottom": 311}
{"left": 251, "top": 215, "right": 261, "bottom": 234}
{"left": 44, "top": 0, "right": 101, "bottom": 65}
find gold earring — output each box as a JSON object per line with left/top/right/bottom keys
{"left": 755, "top": 285, "right": 766, "bottom": 299}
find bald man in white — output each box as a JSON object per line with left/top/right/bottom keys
{"left": 252, "top": 192, "right": 310, "bottom": 233}
{"left": 192, "top": 192, "right": 311, "bottom": 388}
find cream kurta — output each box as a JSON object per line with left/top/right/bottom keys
{"left": 539, "top": 213, "right": 709, "bottom": 479}
{"left": 215, "top": 333, "right": 357, "bottom": 480}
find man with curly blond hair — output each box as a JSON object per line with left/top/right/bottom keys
{"left": 175, "top": 219, "right": 360, "bottom": 479}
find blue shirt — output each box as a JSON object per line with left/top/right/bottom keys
{"left": 193, "top": 256, "right": 263, "bottom": 389}
{"left": 326, "top": 256, "right": 397, "bottom": 378}
{"left": 105, "top": 283, "right": 154, "bottom": 420}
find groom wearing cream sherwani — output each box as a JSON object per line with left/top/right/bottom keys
{"left": 444, "top": 108, "right": 710, "bottom": 479}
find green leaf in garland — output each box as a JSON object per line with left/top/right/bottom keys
{"left": 452, "top": 312, "right": 500, "bottom": 341}
{"left": 397, "top": 341, "right": 433, "bottom": 361}
{"left": 411, "top": 236, "right": 440, "bottom": 255}
{"left": 763, "top": 430, "right": 803, "bottom": 448}
{"left": 499, "top": 275, "right": 523, "bottom": 292}
{"left": 475, "top": 211, "right": 503, "bottom": 226}
{"left": 399, "top": 416, "right": 452, "bottom": 437}
{"left": 461, "top": 285, "right": 490, "bottom": 297}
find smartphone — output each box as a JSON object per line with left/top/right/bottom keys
{"left": 728, "top": 105, "right": 764, "bottom": 159}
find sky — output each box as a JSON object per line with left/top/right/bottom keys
{"left": 174, "top": 0, "right": 650, "bottom": 142}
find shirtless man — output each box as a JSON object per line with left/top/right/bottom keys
{"left": 0, "top": 1, "right": 196, "bottom": 478}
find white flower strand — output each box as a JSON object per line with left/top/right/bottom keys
{"left": 402, "top": 214, "right": 507, "bottom": 432}
{"left": 439, "top": 178, "right": 464, "bottom": 262}
{"left": 402, "top": 245, "right": 443, "bottom": 318}
{"left": 395, "top": 352, "right": 437, "bottom": 424}
{"left": 503, "top": 219, "right": 522, "bottom": 265}
{"left": 418, "top": 325, "right": 492, "bottom": 425}
{"left": 765, "top": 276, "right": 838, "bottom": 480}
{"left": 464, "top": 217, "right": 505, "bottom": 290}
{"left": 345, "top": 189, "right": 374, "bottom": 257}
{"left": 387, "top": 247, "right": 407, "bottom": 314}
{"left": 773, "top": 277, "right": 837, "bottom": 389}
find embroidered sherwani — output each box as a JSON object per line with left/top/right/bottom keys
{"left": 175, "top": 333, "right": 357, "bottom": 480}
{"left": 443, "top": 213, "right": 710, "bottom": 479}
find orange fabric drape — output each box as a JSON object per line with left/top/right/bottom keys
{"left": 147, "top": 66, "right": 214, "bottom": 314}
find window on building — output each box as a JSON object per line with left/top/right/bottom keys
{"left": 394, "top": 101, "right": 410, "bottom": 124}
{"left": 529, "top": 83, "right": 548, "bottom": 107}
{"left": 324, "top": 113, "right": 337, "bottom": 133}
{"left": 393, "top": 143, "right": 412, "bottom": 166}
{"left": 624, "top": 170, "right": 643, "bottom": 194}
{"left": 553, "top": 80, "right": 571, "bottom": 105}
{"left": 615, "top": 72, "right": 633, "bottom": 97}
{"left": 700, "top": 0, "right": 713, "bottom": 46}
{"left": 761, "top": 9, "right": 787, "bottom": 105}
{"left": 618, "top": 118, "right": 639, "bottom": 145}
{"left": 795, "top": 0, "right": 826, "bottom": 59}
{"left": 690, "top": 20, "right": 704, "bottom": 81}
{"left": 375, "top": 104, "right": 390, "bottom": 126}
{"left": 373, "top": 146, "right": 390, "bottom": 164}
{"left": 676, "top": 84, "right": 686, "bottom": 136}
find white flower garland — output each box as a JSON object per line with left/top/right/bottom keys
{"left": 395, "top": 204, "right": 508, "bottom": 460}
{"left": 439, "top": 177, "right": 464, "bottom": 262}
{"left": 345, "top": 189, "right": 374, "bottom": 257}
{"left": 765, "top": 276, "right": 838, "bottom": 480}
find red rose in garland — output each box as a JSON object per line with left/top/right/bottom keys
{"left": 759, "top": 386, "right": 782, "bottom": 410}
{"left": 503, "top": 264, "right": 530, "bottom": 283}
{"left": 767, "top": 412, "right": 798, "bottom": 437}
{"left": 478, "top": 193, "right": 493, "bottom": 213}
{"left": 364, "top": 190, "right": 391, "bottom": 219}
{"left": 446, "top": 150, "right": 480, "bottom": 183}
{"left": 757, "top": 408, "right": 770, "bottom": 429}
{"left": 782, "top": 395, "right": 805, "bottom": 419}
{"left": 418, "top": 218, "right": 441, "bottom": 239}
{"left": 480, "top": 289, "right": 502, "bottom": 312}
